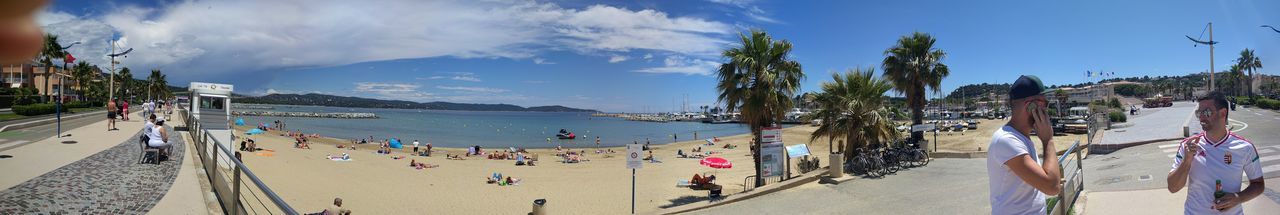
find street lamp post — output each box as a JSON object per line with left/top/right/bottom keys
{"left": 107, "top": 41, "right": 133, "bottom": 106}
{"left": 55, "top": 41, "right": 81, "bottom": 138}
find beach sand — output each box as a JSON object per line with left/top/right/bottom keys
{"left": 233, "top": 124, "right": 834, "bottom": 214}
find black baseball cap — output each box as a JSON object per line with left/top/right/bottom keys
{"left": 1009, "top": 75, "right": 1049, "bottom": 100}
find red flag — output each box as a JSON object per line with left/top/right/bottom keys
{"left": 63, "top": 53, "right": 76, "bottom": 64}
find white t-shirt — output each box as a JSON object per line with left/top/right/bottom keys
{"left": 1171, "top": 132, "right": 1262, "bottom": 215}
{"left": 413, "top": 141, "right": 420, "bottom": 147}
{"left": 987, "top": 125, "right": 1046, "bottom": 215}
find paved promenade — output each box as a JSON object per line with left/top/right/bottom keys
{"left": 0, "top": 114, "right": 210, "bottom": 214}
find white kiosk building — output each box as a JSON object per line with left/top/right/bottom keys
{"left": 189, "top": 82, "right": 234, "bottom": 149}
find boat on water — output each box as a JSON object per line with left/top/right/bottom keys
{"left": 556, "top": 129, "right": 577, "bottom": 139}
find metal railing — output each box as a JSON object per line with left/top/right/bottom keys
{"left": 181, "top": 109, "right": 298, "bottom": 215}
{"left": 742, "top": 175, "right": 787, "bottom": 192}
{"left": 1049, "top": 140, "right": 1085, "bottom": 215}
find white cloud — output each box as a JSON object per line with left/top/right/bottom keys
{"left": 420, "top": 72, "right": 482, "bottom": 82}
{"left": 436, "top": 86, "right": 509, "bottom": 93}
{"left": 36, "top": 11, "right": 117, "bottom": 68}
{"left": 705, "top": 0, "right": 779, "bottom": 24}
{"left": 35, "top": 0, "right": 735, "bottom": 88}
{"left": 643, "top": 53, "right": 654, "bottom": 59}
{"left": 608, "top": 55, "right": 628, "bottom": 63}
{"left": 634, "top": 55, "right": 720, "bottom": 75}
{"left": 353, "top": 82, "right": 435, "bottom": 100}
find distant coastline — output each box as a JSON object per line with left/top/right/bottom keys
{"left": 234, "top": 93, "right": 599, "bottom": 113}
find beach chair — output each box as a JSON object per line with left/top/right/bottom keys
{"left": 708, "top": 186, "right": 723, "bottom": 200}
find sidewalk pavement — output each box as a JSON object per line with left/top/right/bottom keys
{"left": 1091, "top": 101, "right": 1195, "bottom": 154}
{"left": 1083, "top": 178, "right": 1280, "bottom": 214}
{"left": 0, "top": 112, "right": 145, "bottom": 189}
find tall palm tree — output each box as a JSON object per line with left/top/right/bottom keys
{"left": 1236, "top": 49, "right": 1263, "bottom": 97}
{"left": 39, "top": 33, "right": 67, "bottom": 103}
{"left": 71, "top": 61, "right": 94, "bottom": 101}
{"left": 147, "top": 69, "right": 169, "bottom": 100}
{"left": 716, "top": 29, "right": 804, "bottom": 187}
{"left": 116, "top": 67, "right": 132, "bottom": 101}
{"left": 882, "top": 32, "right": 949, "bottom": 142}
{"left": 807, "top": 68, "right": 898, "bottom": 161}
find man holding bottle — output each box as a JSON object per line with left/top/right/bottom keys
{"left": 1167, "top": 91, "right": 1265, "bottom": 214}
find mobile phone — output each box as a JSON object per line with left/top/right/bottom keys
{"left": 1027, "top": 102, "right": 1039, "bottom": 124}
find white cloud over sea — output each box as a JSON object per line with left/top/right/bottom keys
{"left": 37, "top": 0, "right": 740, "bottom": 84}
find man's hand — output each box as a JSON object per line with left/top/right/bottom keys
{"left": 1032, "top": 105, "right": 1054, "bottom": 143}
{"left": 1184, "top": 138, "right": 1201, "bottom": 162}
{"left": 1213, "top": 192, "right": 1240, "bottom": 211}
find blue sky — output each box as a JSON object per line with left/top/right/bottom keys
{"left": 39, "top": 0, "right": 1279, "bottom": 112}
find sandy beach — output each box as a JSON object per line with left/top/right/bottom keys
{"left": 234, "top": 124, "right": 835, "bottom": 214}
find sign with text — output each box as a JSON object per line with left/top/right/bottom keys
{"left": 786, "top": 144, "right": 811, "bottom": 158}
{"left": 627, "top": 144, "right": 643, "bottom": 169}
{"left": 760, "top": 127, "right": 784, "bottom": 176}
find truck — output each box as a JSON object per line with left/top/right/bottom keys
{"left": 1143, "top": 95, "right": 1172, "bottom": 108}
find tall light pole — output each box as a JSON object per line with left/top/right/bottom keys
{"left": 107, "top": 40, "right": 133, "bottom": 104}
{"left": 55, "top": 41, "right": 81, "bottom": 138}
{"left": 1187, "top": 22, "right": 1218, "bottom": 91}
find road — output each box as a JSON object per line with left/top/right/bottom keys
{"left": 0, "top": 112, "right": 114, "bottom": 152}
{"left": 1083, "top": 105, "right": 1280, "bottom": 203}
{"left": 687, "top": 158, "right": 992, "bottom": 215}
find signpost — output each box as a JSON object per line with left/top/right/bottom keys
{"left": 912, "top": 124, "right": 938, "bottom": 152}
{"left": 626, "top": 143, "right": 642, "bottom": 214}
{"left": 760, "top": 127, "right": 784, "bottom": 177}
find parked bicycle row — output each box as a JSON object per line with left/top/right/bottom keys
{"left": 844, "top": 139, "right": 930, "bottom": 178}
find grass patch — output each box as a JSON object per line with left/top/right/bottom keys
{"left": 0, "top": 113, "right": 24, "bottom": 121}
{"left": 1045, "top": 196, "right": 1076, "bottom": 215}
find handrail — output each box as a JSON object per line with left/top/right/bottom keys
{"left": 182, "top": 109, "right": 298, "bottom": 215}
{"left": 1058, "top": 140, "right": 1080, "bottom": 165}
{"left": 1050, "top": 140, "right": 1085, "bottom": 215}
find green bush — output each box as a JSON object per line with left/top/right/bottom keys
{"left": 1108, "top": 111, "right": 1127, "bottom": 123}
{"left": 1255, "top": 98, "right": 1280, "bottom": 110}
{"left": 13, "top": 103, "right": 58, "bottom": 116}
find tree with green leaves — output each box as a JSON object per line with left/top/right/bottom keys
{"left": 1054, "top": 88, "right": 1068, "bottom": 117}
{"left": 1236, "top": 48, "right": 1263, "bottom": 97}
{"left": 807, "top": 67, "right": 898, "bottom": 161}
{"left": 147, "top": 69, "right": 169, "bottom": 101}
{"left": 716, "top": 29, "right": 805, "bottom": 187}
{"left": 39, "top": 33, "right": 67, "bottom": 103}
{"left": 71, "top": 61, "right": 95, "bottom": 101}
{"left": 116, "top": 67, "right": 133, "bottom": 101}
{"left": 882, "top": 32, "right": 949, "bottom": 142}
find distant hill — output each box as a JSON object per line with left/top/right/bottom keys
{"left": 234, "top": 93, "right": 598, "bottom": 112}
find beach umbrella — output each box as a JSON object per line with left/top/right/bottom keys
{"left": 700, "top": 157, "right": 732, "bottom": 177}
{"left": 235, "top": 118, "right": 246, "bottom": 126}
{"left": 700, "top": 157, "right": 732, "bottom": 169}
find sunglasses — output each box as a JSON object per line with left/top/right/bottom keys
{"left": 1195, "top": 109, "right": 1216, "bottom": 118}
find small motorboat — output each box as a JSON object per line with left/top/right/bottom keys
{"left": 556, "top": 129, "right": 576, "bottom": 139}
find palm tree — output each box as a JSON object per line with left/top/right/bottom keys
{"left": 116, "top": 67, "right": 132, "bottom": 101}
{"left": 1236, "top": 49, "right": 1263, "bottom": 97}
{"left": 71, "top": 61, "right": 94, "bottom": 101}
{"left": 39, "top": 33, "right": 67, "bottom": 103}
{"left": 882, "top": 32, "right": 949, "bottom": 142}
{"left": 147, "top": 69, "right": 169, "bottom": 101}
{"left": 716, "top": 29, "right": 804, "bottom": 187}
{"left": 808, "top": 68, "right": 898, "bottom": 161}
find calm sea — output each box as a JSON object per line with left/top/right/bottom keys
{"left": 234, "top": 104, "right": 755, "bottom": 148}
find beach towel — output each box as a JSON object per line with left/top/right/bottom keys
{"left": 330, "top": 158, "right": 352, "bottom": 161}
{"left": 676, "top": 180, "right": 694, "bottom": 187}
{"left": 256, "top": 153, "right": 275, "bottom": 157}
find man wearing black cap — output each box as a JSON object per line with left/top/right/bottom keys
{"left": 986, "top": 75, "right": 1061, "bottom": 215}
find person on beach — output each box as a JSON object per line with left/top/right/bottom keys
{"left": 426, "top": 142, "right": 433, "bottom": 156}
{"left": 413, "top": 140, "right": 420, "bottom": 153}
{"left": 596, "top": 136, "right": 601, "bottom": 149}
{"left": 1167, "top": 91, "right": 1265, "bottom": 214}
{"left": 324, "top": 198, "right": 351, "bottom": 215}
{"left": 986, "top": 75, "right": 1060, "bottom": 215}
{"left": 106, "top": 100, "right": 118, "bottom": 131}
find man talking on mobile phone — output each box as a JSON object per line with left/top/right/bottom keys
{"left": 1168, "top": 91, "right": 1264, "bottom": 214}
{"left": 987, "top": 75, "right": 1061, "bottom": 215}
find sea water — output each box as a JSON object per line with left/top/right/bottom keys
{"left": 234, "top": 104, "right": 756, "bottom": 148}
